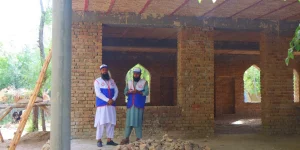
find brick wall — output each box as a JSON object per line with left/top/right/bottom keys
{"left": 177, "top": 27, "right": 214, "bottom": 137}
{"left": 215, "top": 55, "right": 261, "bottom": 117}
{"left": 115, "top": 106, "right": 182, "bottom": 139}
{"left": 71, "top": 23, "right": 179, "bottom": 138}
{"left": 260, "top": 31, "right": 298, "bottom": 134}
{"left": 102, "top": 51, "right": 177, "bottom": 106}
{"left": 215, "top": 77, "right": 235, "bottom": 116}
{"left": 70, "top": 22, "right": 300, "bottom": 138}
{"left": 71, "top": 22, "right": 103, "bottom": 138}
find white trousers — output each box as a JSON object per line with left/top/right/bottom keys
{"left": 96, "top": 123, "right": 115, "bottom": 140}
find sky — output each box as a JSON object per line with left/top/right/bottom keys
{"left": 0, "top": 0, "right": 50, "bottom": 53}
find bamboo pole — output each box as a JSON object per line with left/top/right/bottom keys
{"left": 9, "top": 50, "right": 52, "bottom": 150}
{"left": 0, "top": 107, "right": 13, "bottom": 143}
{"left": 0, "top": 131, "right": 3, "bottom": 143}
{"left": 0, "top": 107, "right": 12, "bottom": 121}
{"left": 0, "top": 101, "right": 50, "bottom": 109}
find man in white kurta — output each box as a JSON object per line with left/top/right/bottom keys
{"left": 94, "top": 64, "right": 118, "bottom": 147}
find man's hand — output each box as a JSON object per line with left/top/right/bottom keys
{"left": 108, "top": 99, "right": 114, "bottom": 105}
{"left": 128, "top": 90, "right": 136, "bottom": 94}
{"left": 127, "top": 90, "right": 142, "bottom": 95}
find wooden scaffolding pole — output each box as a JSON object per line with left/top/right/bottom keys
{"left": 9, "top": 50, "right": 52, "bottom": 150}
{"left": 0, "top": 101, "right": 50, "bottom": 109}
{"left": 0, "top": 107, "right": 13, "bottom": 143}
{"left": 0, "top": 131, "right": 4, "bottom": 143}
{"left": 0, "top": 107, "right": 12, "bottom": 121}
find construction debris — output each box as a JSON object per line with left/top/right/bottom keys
{"left": 41, "top": 140, "right": 50, "bottom": 150}
{"left": 116, "top": 134, "right": 209, "bottom": 150}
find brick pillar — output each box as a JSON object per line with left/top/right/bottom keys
{"left": 235, "top": 75, "right": 243, "bottom": 115}
{"left": 260, "top": 31, "right": 297, "bottom": 134}
{"left": 177, "top": 27, "right": 214, "bottom": 137}
{"left": 71, "top": 22, "right": 102, "bottom": 138}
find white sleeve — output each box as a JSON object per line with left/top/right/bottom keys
{"left": 112, "top": 80, "right": 118, "bottom": 101}
{"left": 94, "top": 80, "right": 109, "bottom": 102}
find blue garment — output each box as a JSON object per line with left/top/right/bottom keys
{"left": 124, "top": 81, "right": 149, "bottom": 109}
{"left": 94, "top": 78, "right": 118, "bottom": 107}
{"left": 127, "top": 92, "right": 146, "bottom": 108}
{"left": 96, "top": 88, "right": 115, "bottom": 107}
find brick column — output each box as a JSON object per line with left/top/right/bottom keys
{"left": 235, "top": 75, "right": 244, "bottom": 115}
{"left": 71, "top": 22, "right": 102, "bottom": 138}
{"left": 260, "top": 31, "right": 297, "bottom": 134}
{"left": 177, "top": 27, "right": 214, "bottom": 137}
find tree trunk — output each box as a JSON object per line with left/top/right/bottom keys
{"left": 41, "top": 108, "right": 46, "bottom": 131}
{"left": 33, "top": 107, "right": 39, "bottom": 131}
{"left": 39, "top": 0, "right": 46, "bottom": 63}
{"left": 33, "top": 0, "right": 47, "bottom": 132}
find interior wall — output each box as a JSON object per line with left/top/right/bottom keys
{"left": 214, "top": 55, "right": 261, "bottom": 117}
{"left": 103, "top": 51, "right": 177, "bottom": 106}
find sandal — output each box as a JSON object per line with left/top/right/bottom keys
{"left": 120, "top": 138, "right": 129, "bottom": 145}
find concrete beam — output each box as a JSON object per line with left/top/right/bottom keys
{"left": 103, "top": 38, "right": 177, "bottom": 48}
{"left": 214, "top": 41, "right": 259, "bottom": 50}
{"left": 103, "top": 45, "right": 262, "bottom": 55}
{"left": 214, "top": 49, "right": 259, "bottom": 55}
{"left": 103, "top": 46, "right": 176, "bottom": 53}
{"left": 51, "top": 0, "right": 72, "bottom": 149}
{"left": 103, "top": 38, "right": 260, "bottom": 50}
{"left": 73, "top": 11, "right": 299, "bottom": 33}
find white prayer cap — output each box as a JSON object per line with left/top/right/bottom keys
{"left": 133, "top": 68, "right": 141, "bottom": 73}
{"left": 99, "top": 64, "right": 108, "bottom": 70}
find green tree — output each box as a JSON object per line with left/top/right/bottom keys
{"left": 244, "top": 66, "right": 260, "bottom": 95}
{"left": 0, "top": 46, "right": 42, "bottom": 90}
{"left": 286, "top": 0, "right": 300, "bottom": 65}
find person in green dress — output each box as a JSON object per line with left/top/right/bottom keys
{"left": 120, "top": 68, "right": 149, "bottom": 144}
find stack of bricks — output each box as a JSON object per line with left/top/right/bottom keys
{"left": 260, "top": 31, "right": 297, "bottom": 134}
{"left": 177, "top": 27, "right": 214, "bottom": 137}
{"left": 71, "top": 22, "right": 102, "bottom": 138}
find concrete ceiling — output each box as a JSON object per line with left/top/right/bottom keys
{"left": 103, "top": 26, "right": 264, "bottom": 42}
{"left": 73, "top": 0, "right": 300, "bottom": 21}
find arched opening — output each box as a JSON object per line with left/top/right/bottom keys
{"left": 293, "top": 69, "right": 299, "bottom": 103}
{"left": 125, "top": 64, "right": 151, "bottom": 103}
{"left": 243, "top": 65, "right": 261, "bottom": 103}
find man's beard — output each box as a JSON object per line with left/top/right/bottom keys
{"left": 133, "top": 77, "right": 140, "bottom": 82}
{"left": 102, "top": 73, "right": 110, "bottom": 80}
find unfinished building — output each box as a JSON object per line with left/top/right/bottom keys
{"left": 68, "top": 0, "right": 300, "bottom": 139}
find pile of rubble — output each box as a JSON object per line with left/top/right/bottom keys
{"left": 116, "top": 134, "right": 210, "bottom": 150}
{"left": 41, "top": 140, "right": 50, "bottom": 150}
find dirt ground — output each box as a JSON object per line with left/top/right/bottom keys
{"left": 1, "top": 133, "right": 300, "bottom": 150}
{"left": 1, "top": 116, "right": 300, "bottom": 150}
{"left": 215, "top": 115, "right": 261, "bottom": 134}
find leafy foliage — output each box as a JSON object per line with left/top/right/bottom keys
{"left": 243, "top": 66, "right": 261, "bottom": 95}
{"left": 0, "top": 46, "right": 51, "bottom": 91}
{"left": 286, "top": 24, "right": 300, "bottom": 65}
{"left": 286, "top": 0, "right": 300, "bottom": 65}
{"left": 44, "top": 8, "right": 52, "bottom": 26}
